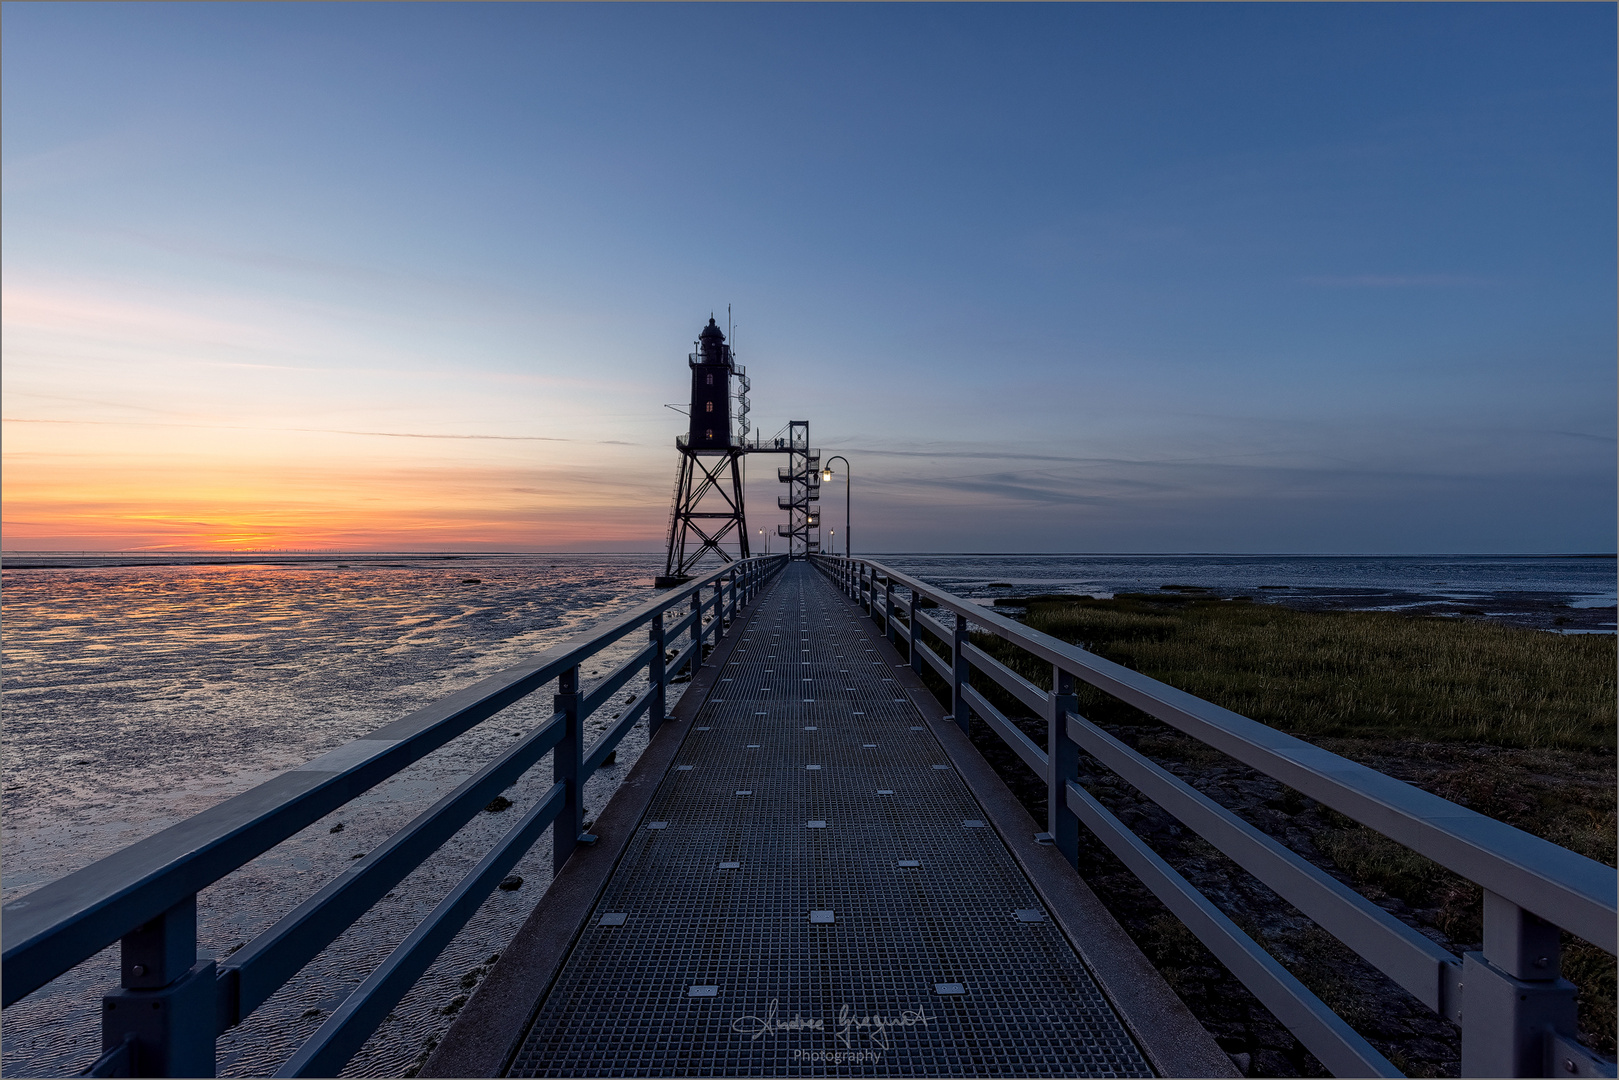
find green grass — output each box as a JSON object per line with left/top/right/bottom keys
{"left": 1018, "top": 594, "right": 1616, "bottom": 752}
{"left": 960, "top": 593, "right": 1617, "bottom": 1055}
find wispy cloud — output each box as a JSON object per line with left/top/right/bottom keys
{"left": 300, "top": 428, "right": 567, "bottom": 442}
{"left": 0, "top": 124, "right": 163, "bottom": 193}
{"left": 1300, "top": 274, "right": 1496, "bottom": 288}
{"left": 1543, "top": 429, "right": 1619, "bottom": 444}
{"left": 1, "top": 283, "right": 645, "bottom": 396}
{"left": 1, "top": 417, "right": 571, "bottom": 441}
{"left": 843, "top": 446, "right": 1102, "bottom": 464}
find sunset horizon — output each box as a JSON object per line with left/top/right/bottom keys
{"left": 5, "top": 4, "right": 1614, "bottom": 556}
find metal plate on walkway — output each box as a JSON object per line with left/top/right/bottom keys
{"left": 508, "top": 564, "right": 1152, "bottom": 1077}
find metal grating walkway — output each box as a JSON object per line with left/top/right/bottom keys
{"left": 508, "top": 563, "right": 1152, "bottom": 1077}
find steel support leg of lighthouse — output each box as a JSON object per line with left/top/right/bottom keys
{"left": 659, "top": 448, "right": 749, "bottom": 586}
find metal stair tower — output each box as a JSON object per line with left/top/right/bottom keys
{"left": 775, "top": 421, "right": 821, "bottom": 557}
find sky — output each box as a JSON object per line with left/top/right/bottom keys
{"left": 3, "top": 3, "right": 1614, "bottom": 555}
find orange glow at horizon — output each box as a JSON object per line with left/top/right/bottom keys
{"left": 1, "top": 449, "right": 677, "bottom": 552}
{"left": 1, "top": 276, "right": 705, "bottom": 553}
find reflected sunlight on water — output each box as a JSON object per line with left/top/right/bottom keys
{"left": 2, "top": 553, "right": 671, "bottom": 1078}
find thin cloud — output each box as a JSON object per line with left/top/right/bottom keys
{"left": 1543, "top": 429, "right": 1618, "bottom": 444}
{"left": 296, "top": 427, "right": 567, "bottom": 442}
{"left": 0, "top": 417, "right": 569, "bottom": 441}
{"left": 840, "top": 445, "right": 1308, "bottom": 469}
{"left": 1300, "top": 274, "right": 1495, "bottom": 288}
{"left": 843, "top": 446, "right": 1106, "bottom": 464}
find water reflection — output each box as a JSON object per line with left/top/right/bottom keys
{"left": 2, "top": 553, "right": 668, "bottom": 1078}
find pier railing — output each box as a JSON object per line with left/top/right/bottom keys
{"left": 1, "top": 554, "right": 787, "bottom": 1078}
{"left": 814, "top": 555, "right": 1616, "bottom": 1079}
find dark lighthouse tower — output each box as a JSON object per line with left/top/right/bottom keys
{"left": 689, "top": 318, "right": 733, "bottom": 450}
{"left": 657, "top": 316, "right": 752, "bottom": 586}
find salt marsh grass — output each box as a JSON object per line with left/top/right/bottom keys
{"left": 962, "top": 593, "right": 1616, "bottom": 1064}
{"left": 1024, "top": 595, "right": 1615, "bottom": 752}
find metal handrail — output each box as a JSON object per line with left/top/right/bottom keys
{"left": 2, "top": 554, "right": 788, "bottom": 1077}
{"left": 825, "top": 556, "right": 1616, "bottom": 946}
{"left": 815, "top": 554, "right": 1616, "bottom": 1079}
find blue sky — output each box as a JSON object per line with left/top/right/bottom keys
{"left": 3, "top": 3, "right": 1614, "bottom": 553}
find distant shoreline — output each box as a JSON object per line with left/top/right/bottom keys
{"left": 2, "top": 549, "right": 1613, "bottom": 569}
{"left": 5, "top": 550, "right": 1610, "bottom": 633}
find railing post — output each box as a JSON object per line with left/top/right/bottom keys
{"left": 951, "top": 612, "right": 970, "bottom": 736}
{"left": 1048, "top": 666, "right": 1081, "bottom": 865}
{"left": 100, "top": 895, "right": 217, "bottom": 1077}
{"left": 689, "top": 585, "right": 702, "bottom": 675}
{"left": 1461, "top": 891, "right": 1580, "bottom": 1077}
{"left": 884, "top": 579, "right": 896, "bottom": 643}
{"left": 909, "top": 588, "right": 924, "bottom": 675}
{"left": 553, "top": 665, "right": 583, "bottom": 872}
{"left": 650, "top": 612, "right": 667, "bottom": 737}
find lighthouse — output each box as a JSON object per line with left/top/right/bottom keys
{"left": 688, "top": 317, "right": 733, "bottom": 450}
{"left": 656, "top": 316, "right": 752, "bottom": 586}
{"left": 657, "top": 315, "right": 817, "bottom": 586}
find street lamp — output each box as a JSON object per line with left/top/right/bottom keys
{"left": 821, "top": 455, "right": 851, "bottom": 558}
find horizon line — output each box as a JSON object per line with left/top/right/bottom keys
{"left": 3, "top": 549, "right": 1614, "bottom": 559}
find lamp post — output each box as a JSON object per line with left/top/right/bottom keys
{"left": 821, "top": 455, "right": 851, "bottom": 557}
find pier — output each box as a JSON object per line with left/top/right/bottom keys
{"left": 2, "top": 555, "right": 1614, "bottom": 1078}
{"left": 424, "top": 561, "right": 1212, "bottom": 1078}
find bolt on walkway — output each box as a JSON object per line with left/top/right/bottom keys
{"left": 506, "top": 563, "right": 1153, "bottom": 1077}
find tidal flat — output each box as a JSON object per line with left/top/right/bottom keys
{"left": 0, "top": 554, "right": 674, "bottom": 1078}
{"left": 954, "top": 592, "right": 1616, "bottom": 1077}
